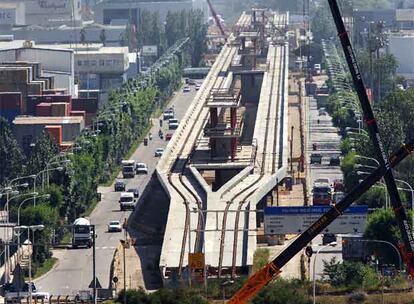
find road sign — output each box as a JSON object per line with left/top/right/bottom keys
{"left": 264, "top": 205, "right": 368, "bottom": 235}
{"left": 188, "top": 253, "right": 205, "bottom": 270}
{"left": 88, "top": 277, "right": 102, "bottom": 289}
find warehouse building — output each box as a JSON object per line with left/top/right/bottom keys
{"left": 12, "top": 116, "right": 85, "bottom": 152}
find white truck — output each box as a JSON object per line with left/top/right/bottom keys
{"left": 72, "top": 217, "right": 92, "bottom": 248}
{"left": 119, "top": 192, "right": 136, "bottom": 211}
{"left": 121, "top": 160, "right": 136, "bottom": 178}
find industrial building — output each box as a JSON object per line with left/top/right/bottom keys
{"left": 12, "top": 116, "right": 85, "bottom": 152}
{"left": 41, "top": 43, "right": 129, "bottom": 95}
{"left": 388, "top": 32, "right": 414, "bottom": 83}
{"left": 0, "top": 0, "right": 82, "bottom": 27}
{"left": 0, "top": 41, "right": 76, "bottom": 96}
{"left": 94, "top": 0, "right": 206, "bottom": 25}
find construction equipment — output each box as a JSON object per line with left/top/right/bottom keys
{"left": 228, "top": 141, "right": 413, "bottom": 303}
{"left": 227, "top": 2, "right": 414, "bottom": 302}
{"left": 206, "top": 0, "right": 226, "bottom": 36}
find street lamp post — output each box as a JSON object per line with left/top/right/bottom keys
{"left": 13, "top": 225, "right": 44, "bottom": 304}
{"left": 357, "top": 239, "right": 403, "bottom": 271}
{"left": 17, "top": 194, "right": 50, "bottom": 248}
{"left": 313, "top": 242, "right": 337, "bottom": 304}
{"left": 395, "top": 179, "right": 414, "bottom": 237}
{"left": 354, "top": 155, "right": 380, "bottom": 166}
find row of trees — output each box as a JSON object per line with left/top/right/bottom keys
{"left": 0, "top": 39, "right": 188, "bottom": 273}
{"left": 120, "top": 9, "right": 207, "bottom": 67}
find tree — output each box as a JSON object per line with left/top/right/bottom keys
{"left": 253, "top": 279, "right": 310, "bottom": 304}
{"left": 117, "top": 287, "right": 208, "bottom": 304}
{"left": 80, "top": 28, "right": 86, "bottom": 45}
{"left": 311, "top": 2, "right": 336, "bottom": 43}
{"left": 187, "top": 10, "right": 208, "bottom": 67}
{"left": 364, "top": 208, "right": 406, "bottom": 265}
{"left": 26, "top": 131, "right": 59, "bottom": 176}
{"left": 0, "top": 117, "right": 25, "bottom": 185}
{"left": 322, "top": 258, "right": 380, "bottom": 289}
{"left": 100, "top": 29, "right": 106, "bottom": 46}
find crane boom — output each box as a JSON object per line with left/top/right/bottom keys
{"left": 228, "top": 140, "right": 414, "bottom": 303}
{"left": 206, "top": 0, "right": 226, "bottom": 37}
{"left": 327, "top": 0, "right": 414, "bottom": 276}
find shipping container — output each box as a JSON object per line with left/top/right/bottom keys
{"left": 0, "top": 109, "right": 20, "bottom": 123}
{"left": 36, "top": 103, "right": 52, "bottom": 116}
{"left": 0, "top": 93, "right": 22, "bottom": 112}
{"left": 70, "top": 110, "right": 86, "bottom": 120}
{"left": 42, "top": 89, "right": 67, "bottom": 95}
{"left": 45, "top": 125, "right": 62, "bottom": 144}
{"left": 50, "top": 103, "right": 68, "bottom": 117}
{"left": 42, "top": 95, "right": 72, "bottom": 103}
{"left": 26, "top": 95, "right": 43, "bottom": 115}
{"left": 72, "top": 98, "right": 98, "bottom": 114}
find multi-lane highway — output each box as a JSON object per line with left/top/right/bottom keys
{"left": 307, "top": 89, "right": 343, "bottom": 279}
{"left": 35, "top": 85, "right": 199, "bottom": 296}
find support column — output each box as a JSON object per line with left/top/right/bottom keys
{"left": 230, "top": 107, "right": 237, "bottom": 129}
{"left": 210, "top": 108, "right": 218, "bottom": 127}
{"left": 231, "top": 137, "right": 237, "bottom": 161}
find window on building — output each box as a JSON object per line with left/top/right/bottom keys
{"left": 77, "top": 61, "right": 82, "bottom": 66}
{"left": 91, "top": 60, "right": 97, "bottom": 66}
{"left": 99, "top": 60, "right": 105, "bottom": 66}
{"left": 106, "top": 60, "right": 113, "bottom": 66}
{"left": 84, "top": 60, "right": 89, "bottom": 66}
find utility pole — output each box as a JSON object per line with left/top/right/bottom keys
{"left": 290, "top": 126, "right": 294, "bottom": 174}
{"left": 92, "top": 225, "right": 96, "bottom": 304}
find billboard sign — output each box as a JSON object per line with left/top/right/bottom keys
{"left": 142, "top": 45, "right": 158, "bottom": 57}
{"left": 264, "top": 205, "right": 368, "bottom": 235}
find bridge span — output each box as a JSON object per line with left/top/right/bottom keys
{"left": 156, "top": 10, "right": 290, "bottom": 281}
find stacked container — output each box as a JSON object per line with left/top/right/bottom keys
{"left": 0, "top": 93, "right": 22, "bottom": 123}
{"left": 70, "top": 110, "right": 86, "bottom": 120}
{"left": 36, "top": 103, "right": 52, "bottom": 116}
{"left": 44, "top": 125, "right": 62, "bottom": 145}
{"left": 51, "top": 103, "right": 69, "bottom": 116}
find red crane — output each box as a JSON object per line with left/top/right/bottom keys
{"left": 206, "top": 0, "right": 226, "bottom": 37}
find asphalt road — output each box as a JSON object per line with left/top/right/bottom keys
{"left": 35, "top": 82, "right": 200, "bottom": 296}
{"left": 307, "top": 96, "right": 343, "bottom": 279}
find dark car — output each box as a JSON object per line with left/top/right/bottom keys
{"left": 127, "top": 188, "right": 139, "bottom": 198}
{"left": 165, "top": 133, "right": 173, "bottom": 141}
{"left": 114, "top": 180, "right": 126, "bottom": 192}
{"left": 322, "top": 233, "right": 337, "bottom": 245}
{"left": 329, "top": 156, "right": 341, "bottom": 166}
{"left": 310, "top": 153, "right": 322, "bottom": 164}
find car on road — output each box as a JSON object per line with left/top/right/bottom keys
{"left": 165, "top": 133, "right": 173, "bottom": 141}
{"left": 163, "top": 109, "right": 174, "bottom": 120}
{"left": 155, "top": 148, "right": 164, "bottom": 157}
{"left": 108, "top": 220, "right": 122, "bottom": 232}
{"left": 183, "top": 86, "right": 191, "bottom": 92}
{"left": 114, "top": 180, "right": 126, "bottom": 192}
{"left": 168, "top": 118, "right": 179, "bottom": 130}
{"left": 127, "top": 188, "right": 140, "bottom": 198}
{"left": 329, "top": 155, "right": 341, "bottom": 166}
{"left": 195, "top": 83, "right": 201, "bottom": 90}
{"left": 322, "top": 233, "right": 337, "bottom": 245}
{"left": 332, "top": 191, "right": 345, "bottom": 204}
{"left": 310, "top": 153, "right": 322, "bottom": 164}
{"left": 314, "top": 178, "right": 330, "bottom": 186}
{"left": 136, "top": 162, "right": 148, "bottom": 174}
{"left": 333, "top": 179, "right": 345, "bottom": 192}
{"left": 119, "top": 192, "right": 136, "bottom": 211}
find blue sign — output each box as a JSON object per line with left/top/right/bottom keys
{"left": 264, "top": 205, "right": 368, "bottom": 215}
{"left": 264, "top": 205, "right": 368, "bottom": 235}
